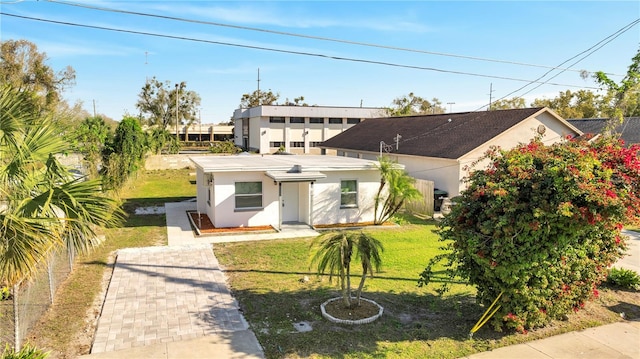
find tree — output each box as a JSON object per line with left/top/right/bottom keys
{"left": 0, "top": 85, "right": 123, "bottom": 287}
{"left": 283, "top": 96, "right": 309, "bottom": 106}
{"left": 310, "top": 230, "right": 383, "bottom": 308}
{"left": 387, "top": 93, "right": 446, "bottom": 116}
{"left": 70, "top": 116, "right": 112, "bottom": 179}
{"left": 146, "top": 127, "right": 179, "bottom": 155}
{"left": 373, "top": 156, "right": 421, "bottom": 225}
{"left": 419, "top": 136, "right": 640, "bottom": 333}
{"left": 0, "top": 39, "right": 76, "bottom": 112}
{"left": 239, "top": 89, "right": 279, "bottom": 108}
{"left": 136, "top": 78, "right": 201, "bottom": 131}
{"left": 102, "top": 116, "right": 147, "bottom": 190}
{"left": 489, "top": 97, "right": 527, "bottom": 110}
{"left": 531, "top": 90, "right": 605, "bottom": 118}
{"left": 595, "top": 48, "right": 640, "bottom": 118}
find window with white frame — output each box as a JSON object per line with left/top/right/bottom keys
{"left": 235, "top": 181, "right": 263, "bottom": 209}
{"left": 340, "top": 180, "right": 358, "bottom": 208}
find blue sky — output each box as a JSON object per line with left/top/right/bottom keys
{"left": 2, "top": 1, "right": 639, "bottom": 123}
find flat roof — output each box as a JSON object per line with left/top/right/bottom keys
{"left": 190, "top": 154, "right": 383, "bottom": 173}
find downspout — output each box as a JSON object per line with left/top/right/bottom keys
{"left": 309, "top": 181, "right": 315, "bottom": 228}
{"left": 278, "top": 181, "right": 282, "bottom": 231}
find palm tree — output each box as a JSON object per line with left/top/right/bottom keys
{"left": 0, "top": 85, "right": 124, "bottom": 287}
{"left": 374, "top": 156, "right": 421, "bottom": 225}
{"left": 310, "top": 230, "right": 383, "bottom": 308}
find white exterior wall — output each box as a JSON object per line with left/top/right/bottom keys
{"left": 312, "top": 170, "right": 380, "bottom": 225}
{"left": 210, "top": 171, "right": 280, "bottom": 228}
{"left": 196, "top": 167, "right": 380, "bottom": 227}
{"left": 233, "top": 106, "right": 385, "bottom": 154}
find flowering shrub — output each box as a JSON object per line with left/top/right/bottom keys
{"left": 419, "top": 135, "right": 640, "bottom": 332}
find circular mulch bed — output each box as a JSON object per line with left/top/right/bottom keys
{"left": 321, "top": 297, "right": 384, "bottom": 324}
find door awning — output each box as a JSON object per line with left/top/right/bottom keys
{"left": 265, "top": 171, "right": 326, "bottom": 182}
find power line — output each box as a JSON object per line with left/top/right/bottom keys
{"left": 486, "top": 18, "right": 640, "bottom": 109}
{"left": 1, "top": 12, "right": 602, "bottom": 90}
{"left": 43, "top": 0, "right": 625, "bottom": 78}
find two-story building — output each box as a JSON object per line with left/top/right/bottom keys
{"left": 232, "top": 105, "right": 386, "bottom": 154}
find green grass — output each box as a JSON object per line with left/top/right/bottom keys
{"left": 214, "top": 221, "right": 488, "bottom": 359}
{"left": 215, "top": 214, "right": 637, "bottom": 359}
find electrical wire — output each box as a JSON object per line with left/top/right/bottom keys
{"left": 43, "top": 0, "right": 624, "bottom": 77}
{"left": 0, "top": 12, "right": 603, "bottom": 90}
{"left": 485, "top": 18, "right": 640, "bottom": 110}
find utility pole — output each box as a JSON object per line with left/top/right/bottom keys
{"left": 257, "top": 68, "right": 261, "bottom": 105}
{"left": 447, "top": 102, "right": 455, "bottom": 113}
{"left": 199, "top": 109, "right": 202, "bottom": 143}
{"left": 488, "top": 83, "right": 495, "bottom": 111}
{"left": 175, "top": 83, "right": 179, "bottom": 142}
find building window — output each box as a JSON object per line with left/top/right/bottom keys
{"left": 270, "top": 141, "right": 284, "bottom": 148}
{"left": 289, "top": 117, "right": 304, "bottom": 124}
{"left": 269, "top": 117, "right": 285, "bottom": 123}
{"left": 235, "top": 182, "right": 262, "bottom": 210}
{"left": 340, "top": 180, "right": 358, "bottom": 208}
{"left": 309, "top": 117, "right": 323, "bottom": 124}
{"left": 328, "top": 118, "right": 343, "bottom": 124}
{"left": 309, "top": 141, "right": 322, "bottom": 147}
{"left": 347, "top": 118, "right": 361, "bottom": 124}
{"left": 290, "top": 141, "right": 304, "bottom": 148}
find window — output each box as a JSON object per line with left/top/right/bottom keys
{"left": 309, "top": 141, "right": 322, "bottom": 147}
{"left": 235, "top": 182, "right": 262, "bottom": 209}
{"left": 270, "top": 141, "right": 284, "bottom": 148}
{"left": 289, "top": 117, "right": 304, "bottom": 124}
{"left": 290, "top": 141, "right": 304, "bottom": 148}
{"left": 309, "top": 117, "right": 323, "bottom": 124}
{"left": 347, "top": 118, "right": 361, "bottom": 124}
{"left": 340, "top": 180, "right": 358, "bottom": 208}
{"left": 269, "top": 117, "right": 285, "bottom": 123}
{"left": 328, "top": 118, "right": 343, "bottom": 124}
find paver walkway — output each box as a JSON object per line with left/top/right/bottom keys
{"left": 91, "top": 244, "right": 249, "bottom": 353}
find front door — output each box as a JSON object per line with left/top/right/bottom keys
{"left": 282, "top": 182, "right": 300, "bottom": 222}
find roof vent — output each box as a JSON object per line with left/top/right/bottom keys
{"left": 448, "top": 118, "right": 452, "bottom": 122}
{"left": 289, "top": 164, "right": 302, "bottom": 173}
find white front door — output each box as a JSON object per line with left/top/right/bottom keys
{"left": 282, "top": 182, "right": 300, "bottom": 222}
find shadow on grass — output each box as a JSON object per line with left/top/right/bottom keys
{"left": 210, "top": 286, "right": 504, "bottom": 359}
{"left": 119, "top": 213, "right": 167, "bottom": 228}
{"left": 225, "top": 268, "right": 466, "bottom": 285}
{"left": 607, "top": 301, "right": 640, "bottom": 321}
{"left": 121, "top": 197, "right": 194, "bottom": 212}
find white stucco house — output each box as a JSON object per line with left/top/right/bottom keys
{"left": 232, "top": 105, "right": 386, "bottom": 155}
{"left": 190, "top": 154, "right": 388, "bottom": 230}
{"left": 320, "top": 107, "right": 583, "bottom": 197}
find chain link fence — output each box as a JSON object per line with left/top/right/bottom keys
{"left": 1, "top": 248, "right": 73, "bottom": 350}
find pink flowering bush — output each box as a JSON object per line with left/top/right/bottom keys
{"left": 419, "top": 135, "right": 640, "bottom": 332}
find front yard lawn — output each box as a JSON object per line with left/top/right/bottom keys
{"left": 215, "top": 214, "right": 640, "bottom": 359}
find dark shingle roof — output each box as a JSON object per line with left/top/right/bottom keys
{"left": 568, "top": 118, "right": 640, "bottom": 146}
{"left": 321, "top": 107, "right": 547, "bottom": 159}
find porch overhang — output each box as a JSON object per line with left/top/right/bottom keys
{"left": 265, "top": 171, "right": 326, "bottom": 182}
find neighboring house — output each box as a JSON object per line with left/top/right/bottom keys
{"left": 232, "top": 105, "right": 386, "bottom": 154}
{"left": 568, "top": 117, "right": 640, "bottom": 146}
{"left": 190, "top": 154, "right": 387, "bottom": 230}
{"left": 320, "top": 107, "right": 582, "bottom": 197}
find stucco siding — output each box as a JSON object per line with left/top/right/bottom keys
{"left": 211, "top": 171, "right": 279, "bottom": 228}
{"left": 311, "top": 170, "right": 379, "bottom": 225}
